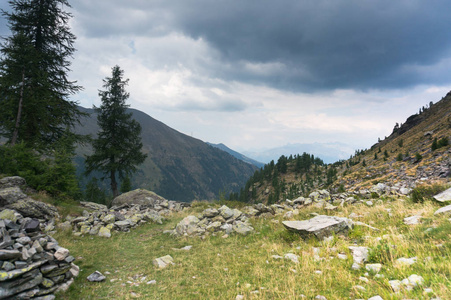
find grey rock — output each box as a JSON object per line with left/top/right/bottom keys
{"left": 219, "top": 205, "right": 234, "bottom": 219}
{"left": 7, "top": 198, "right": 59, "bottom": 220}
{"left": 0, "top": 176, "right": 26, "bottom": 189}
{"left": 284, "top": 253, "right": 300, "bottom": 263}
{"left": 434, "top": 204, "right": 451, "bottom": 216}
{"left": 80, "top": 201, "right": 108, "bottom": 211}
{"left": 395, "top": 257, "right": 417, "bottom": 267}
{"left": 54, "top": 247, "right": 70, "bottom": 261}
{"left": 365, "top": 263, "right": 382, "bottom": 273}
{"left": 433, "top": 187, "right": 451, "bottom": 202}
{"left": 0, "top": 187, "right": 28, "bottom": 205}
{"left": 0, "top": 209, "right": 18, "bottom": 222}
{"left": 389, "top": 279, "right": 402, "bottom": 292}
{"left": 111, "top": 189, "right": 167, "bottom": 207}
{"left": 0, "top": 249, "right": 21, "bottom": 260}
{"left": 153, "top": 255, "right": 174, "bottom": 268}
{"left": 283, "top": 215, "right": 352, "bottom": 240}
{"left": 0, "top": 269, "right": 43, "bottom": 299}
{"left": 232, "top": 221, "right": 254, "bottom": 235}
{"left": 202, "top": 208, "right": 219, "bottom": 218}
{"left": 98, "top": 226, "right": 111, "bottom": 238}
{"left": 349, "top": 246, "right": 369, "bottom": 266}
{"left": 87, "top": 271, "right": 106, "bottom": 282}
{"left": 404, "top": 215, "right": 422, "bottom": 225}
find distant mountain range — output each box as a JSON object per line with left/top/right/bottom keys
{"left": 74, "top": 107, "right": 257, "bottom": 202}
{"left": 241, "top": 142, "right": 355, "bottom": 164}
{"left": 207, "top": 143, "right": 265, "bottom": 168}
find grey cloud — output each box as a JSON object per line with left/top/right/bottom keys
{"left": 3, "top": 0, "right": 451, "bottom": 93}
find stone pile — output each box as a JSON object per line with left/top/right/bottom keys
{"left": 67, "top": 200, "right": 187, "bottom": 237}
{"left": 170, "top": 205, "right": 254, "bottom": 236}
{"left": 0, "top": 210, "right": 78, "bottom": 299}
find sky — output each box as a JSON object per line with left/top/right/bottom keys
{"left": 1, "top": 0, "right": 451, "bottom": 156}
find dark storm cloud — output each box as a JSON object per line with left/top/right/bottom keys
{"left": 169, "top": 0, "right": 451, "bottom": 91}
{"left": 2, "top": 1, "right": 450, "bottom": 92}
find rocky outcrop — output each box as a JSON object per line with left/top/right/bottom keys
{"left": 0, "top": 212, "right": 78, "bottom": 299}
{"left": 433, "top": 187, "right": 451, "bottom": 202}
{"left": 170, "top": 205, "right": 254, "bottom": 237}
{"left": 111, "top": 189, "right": 176, "bottom": 207}
{"left": 282, "top": 215, "right": 353, "bottom": 240}
{"left": 434, "top": 204, "right": 451, "bottom": 216}
{"left": 0, "top": 176, "right": 58, "bottom": 221}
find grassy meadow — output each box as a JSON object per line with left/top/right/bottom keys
{"left": 54, "top": 198, "right": 451, "bottom": 300}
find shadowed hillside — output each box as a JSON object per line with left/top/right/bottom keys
{"left": 74, "top": 107, "right": 257, "bottom": 201}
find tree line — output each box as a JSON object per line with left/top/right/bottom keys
{"left": 228, "top": 152, "right": 334, "bottom": 204}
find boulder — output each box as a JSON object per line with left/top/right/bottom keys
{"left": 153, "top": 255, "right": 174, "bottom": 269}
{"left": 111, "top": 189, "right": 167, "bottom": 207}
{"left": 434, "top": 204, "right": 451, "bottom": 216}
{"left": 0, "top": 176, "right": 26, "bottom": 189}
{"left": 232, "top": 221, "right": 254, "bottom": 235}
{"left": 98, "top": 226, "right": 111, "bottom": 238}
{"left": 0, "top": 187, "right": 28, "bottom": 206}
{"left": 7, "top": 198, "right": 59, "bottom": 220}
{"left": 282, "top": 215, "right": 353, "bottom": 240}
{"left": 87, "top": 271, "right": 106, "bottom": 282}
{"left": 433, "top": 187, "right": 451, "bottom": 202}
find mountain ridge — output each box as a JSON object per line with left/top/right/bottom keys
{"left": 74, "top": 106, "right": 257, "bottom": 202}
{"left": 206, "top": 142, "right": 265, "bottom": 168}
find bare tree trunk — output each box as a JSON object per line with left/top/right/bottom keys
{"left": 11, "top": 69, "right": 25, "bottom": 146}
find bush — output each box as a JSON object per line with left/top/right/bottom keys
{"left": 438, "top": 137, "right": 449, "bottom": 148}
{"left": 396, "top": 153, "right": 403, "bottom": 162}
{"left": 415, "top": 152, "right": 423, "bottom": 162}
{"left": 0, "top": 143, "right": 81, "bottom": 199}
{"left": 368, "top": 241, "right": 396, "bottom": 264}
{"left": 410, "top": 184, "right": 448, "bottom": 203}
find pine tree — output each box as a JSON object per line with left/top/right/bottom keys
{"left": 85, "top": 65, "right": 147, "bottom": 198}
{"left": 0, "top": 0, "right": 83, "bottom": 151}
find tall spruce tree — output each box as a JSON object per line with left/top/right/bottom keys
{"left": 85, "top": 65, "right": 147, "bottom": 198}
{"left": 0, "top": 0, "right": 82, "bottom": 150}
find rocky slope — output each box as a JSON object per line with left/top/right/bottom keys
{"left": 238, "top": 91, "right": 451, "bottom": 204}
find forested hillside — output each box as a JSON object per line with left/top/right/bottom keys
{"left": 236, "top": 91, "right": 451, "bottom": 204}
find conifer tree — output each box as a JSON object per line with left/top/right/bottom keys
{"left": 85, "top": 66, "right": 147, "bottom": 198}
{"left": 0, "top": 0, "right": 83, "bottom": 150}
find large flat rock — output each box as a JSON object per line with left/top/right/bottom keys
{"left": 434, "top": 204, "right": 451, "bottom": 216}
{"left": 433, "top": 188, "right": 451, "bottom": 203}
{"left": 111, "top": 189, "right": 167, "bottom": 207}
{"left": 283, "top": 215, "right": 353, "bottom": 240}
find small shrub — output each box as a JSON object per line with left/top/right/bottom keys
{"left": 371, "top": 192, "right": 379, "bottom": 199}
{"left": 410, "top": 184, "right": 448, "bottom": 203}
{"left": 415, "top": 152, "right": 423, "bottom": 162}
{"left": 438, "top": 137, "right": 449, "bottom": 148}
{"left": 396, "top": 153, "right": 403, "bottom": 162}
{"left": 432, "top": 138, "right": 438, "bottom": 151}
{"left": 368, "top": 241, "right": 396, "bottom": 264}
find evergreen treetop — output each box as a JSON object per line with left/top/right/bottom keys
{"left": 85, "top": 65, "right": 147, "bottom": 198}
{"left": 0, "top": 0, "right": 83, "bottom": 150}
